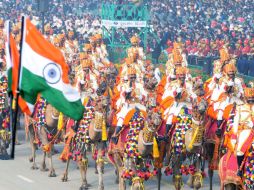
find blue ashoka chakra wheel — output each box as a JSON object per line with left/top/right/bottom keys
{"left": 43, "top": 63, "right": 61, "bottom": 84}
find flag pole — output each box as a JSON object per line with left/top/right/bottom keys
{"left": 10, "top": 16, "right": 25, "bottom": 159}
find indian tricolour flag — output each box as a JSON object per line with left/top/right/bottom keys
{"left": 5, "top": 21, "right": 33, "bottom": 115}
{"left": 18, "top": 18, "right": 84, "bottom": 120}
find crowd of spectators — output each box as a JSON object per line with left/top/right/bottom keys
{"left": 0, "top": 0, "right": 254, "bottom": 76}
{"left": 147, "top": 0, "right": 254, "bottom": 76}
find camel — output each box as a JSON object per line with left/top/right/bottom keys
{"left": 161, "top": 77, "right": 207, "bottom": 190}
{"left": 204, "top": 85, "right": 242, "bottom": 190}
{"left": 28, "top": 98, "right": 64, "bottom": 177}
{"left": 164, "top": 98, "right": 207, "bottom": 190}
{"left": 61, "top": 80, "right": 111, "bottom": 190}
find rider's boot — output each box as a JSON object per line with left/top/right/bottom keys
{"left": 164, "top": 124, "right": 172, "bottom": 141}
{"left": 215, "top": 120, "right": 223, "bottom": 137}
{"left": 237, "top": 155, "right": 244, "bottom": 177}
{"left": 111, "top": 126, "right": 123, "bottom": 145}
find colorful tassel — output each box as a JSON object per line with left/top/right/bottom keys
{"left": 57, "top": 112, "right": 64, "bottom": 131}
{"left": 153, "top": 137, "right": 160, "bottom": 158}
{"left": 101, "top": 119, "right": 107, "bottom": 141}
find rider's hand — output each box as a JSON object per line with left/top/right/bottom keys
{"left": 80, "top": 80, "right": 85, "bottom": 85}
{"left": 176, "top": 88, "right": 182, "bottom": 94}
{"left": 126, "top": 87, "right": 132, "bottom": 93}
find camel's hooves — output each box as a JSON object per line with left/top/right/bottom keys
{"left": 79, "top": 184, "right": 91, "bottom": 190}
{"left": 31, "top": 165, "right": 39, "bottom": 170}
{"left": 29, "top": 157, "right": 33, "bottom": 162}
{"left": 61, "top": 176, "right": 68, "bottom": 182}
{"left": 98, "top": 186, "right": 104, "bottom": 190}
{"left": 40, "top": 167, "right": 49, "bottom": 172}
{"left": 193, "top": 181, "right": 202, "bottom": 189}
{"left": 187, "top": 177, "right": 194, "bottom": 188}
{"left": 194, "top": 184, "right": 202, "bottom": 190}
{"left": 49, "top": 171, "right": 57, "bottom": 177}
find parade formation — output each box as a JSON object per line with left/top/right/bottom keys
{"left": 0, "top": 1, "right": 254, "bottom": 190}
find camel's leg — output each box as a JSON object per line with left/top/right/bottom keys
{"left": 30, "top": 144, "right": 38, "bottom": 170}
{"left": 40, "top": 151, "right": 48, "bottom": 171}
{"left": 61, "top": 158, "right": 70, "bottom": 182}
{"left": 187, "top": 174, "right": 194, "bottom": 188}
{"left": 79, "top": 156, "right": 90, "bottom": 190}
{"left": 47, "top": 149, "right": 56, "bottom": 177}
{"left": 39, "top": 127, "right": 49, "bottom": 172}
{"left": 173, "top": 157, "right": 183, "bottom": 190}
{"left": 115, "top": 166, "right": 119, "bottom": 184}
{"left": 157, "top": 168, "right": 162, "bottom": 190}
{"left": 28, "top": 125, "right": 38, "bottom": 169}
{"left": 207, "top": 143, "right": 215, "bottom": 190}
{"left": 193, "top": 158, "right": 203, "bottom": 190}
{"left": 118, "top": 166, "right": 126, "bottom": 190}
{"left": 113, "top": 153, "right": 125, "bottom": 190}
{"left": 97, "top": 142, "right": 105, "bottom": 190}
{"left": 95, "top": 160, "right": 98, "bottom": 174}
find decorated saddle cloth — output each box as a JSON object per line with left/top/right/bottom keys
{"left": 170, "top": 106, "right": 192, "bottom": 155}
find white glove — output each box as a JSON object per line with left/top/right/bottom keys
{"left": 80, "top": 80, "right": 85, "bottom": 85}
{"left": 214, "top": 73, "right": 222, "bottom": 79}
{"left": 227, "top": 81, "right": 234, "bottom": 86}
{"left": 126, "top": 87, "right": 132, "bottom": 93}
{"left": 87, "top": 88, "right": 93, "bottom": 93}
{"left": 176, "top": 88, "right": 182, "bottom": 93}
{"left": 139, "top": 94, "right": 143, "bottom": 101}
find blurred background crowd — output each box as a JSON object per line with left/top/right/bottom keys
{"left": 0, "top": 0, "right": 254, "bottom": 76}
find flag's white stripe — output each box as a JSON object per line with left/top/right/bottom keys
{"left": 27, "top": 102, "right": 34, "bottom": 113}
{"left": 21, "top": 42, "right": 80, "bottom": 102}
{"left": 5, "top": 21, "right": 12, "bottom": 71}
{"left": 19, "top": 17, "right": 26, "bottom": 90}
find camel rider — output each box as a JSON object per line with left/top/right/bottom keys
{"left": 76, "top": 58, "right": 98, "bottom": 103}
{"left": 157, "top": 50, "right": 191, "bottom": 104}
{"left": 127, "top": 36, "right": 145, "bottom": 66}
{"left": 44, "top": 24, "right": 53, "bottom": 42}
{"left": 211, "top": 42, "right": 231, "bottom": 79}
{"left": 86, "top": 38, "right": 104, "bottom": 72}
{"left": 167, "top": 42, "right": 188, "bottom": 67}
{"left": 65, "top": 31, "right": 79, "bottom": 65}
{"left": 53, "top": 34, "right": 66, "bottom": 57}
{"left": 225, "top": 87, "right": 254, "bottom": 177}
{"left": 127, "top": 35, "right": 145, "bottom": 59}
{"left": 83, "top": 43, "right": 100, "bottom": 76}
{"left": 89, "top": 35, "right": 97, "bottom": 52}
{"left": 65, "top": 31, "right": 79, "bottom": 53}
{"left": 160, "top": 66, "right": 197, "bottom": 136}
{"left": 143, "top": 72, "right": 159, "bottom": 109}
{"left": 94, "top": 33, "right": 110, "bottom": 67}
{"left": 213, "top": 63, "right": 244, "bottom": 136}
{"left": 205, "top": 44, "right": 234, "bottom": 104}
{"left": 112, "top": 67, "right": 147, "bottom": 144}
{"left": 120, "top": 56, "right": 143, "bottom": 83}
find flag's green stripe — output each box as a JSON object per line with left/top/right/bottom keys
{"left": 7, "top": 69, "right": 12, "bottom": 93}
{"left": 20, "top": 67, "right": 84, "bottom": 120}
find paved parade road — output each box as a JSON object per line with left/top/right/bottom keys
{"left": 0, "top": 129, "right": 221, "bottom": 190}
